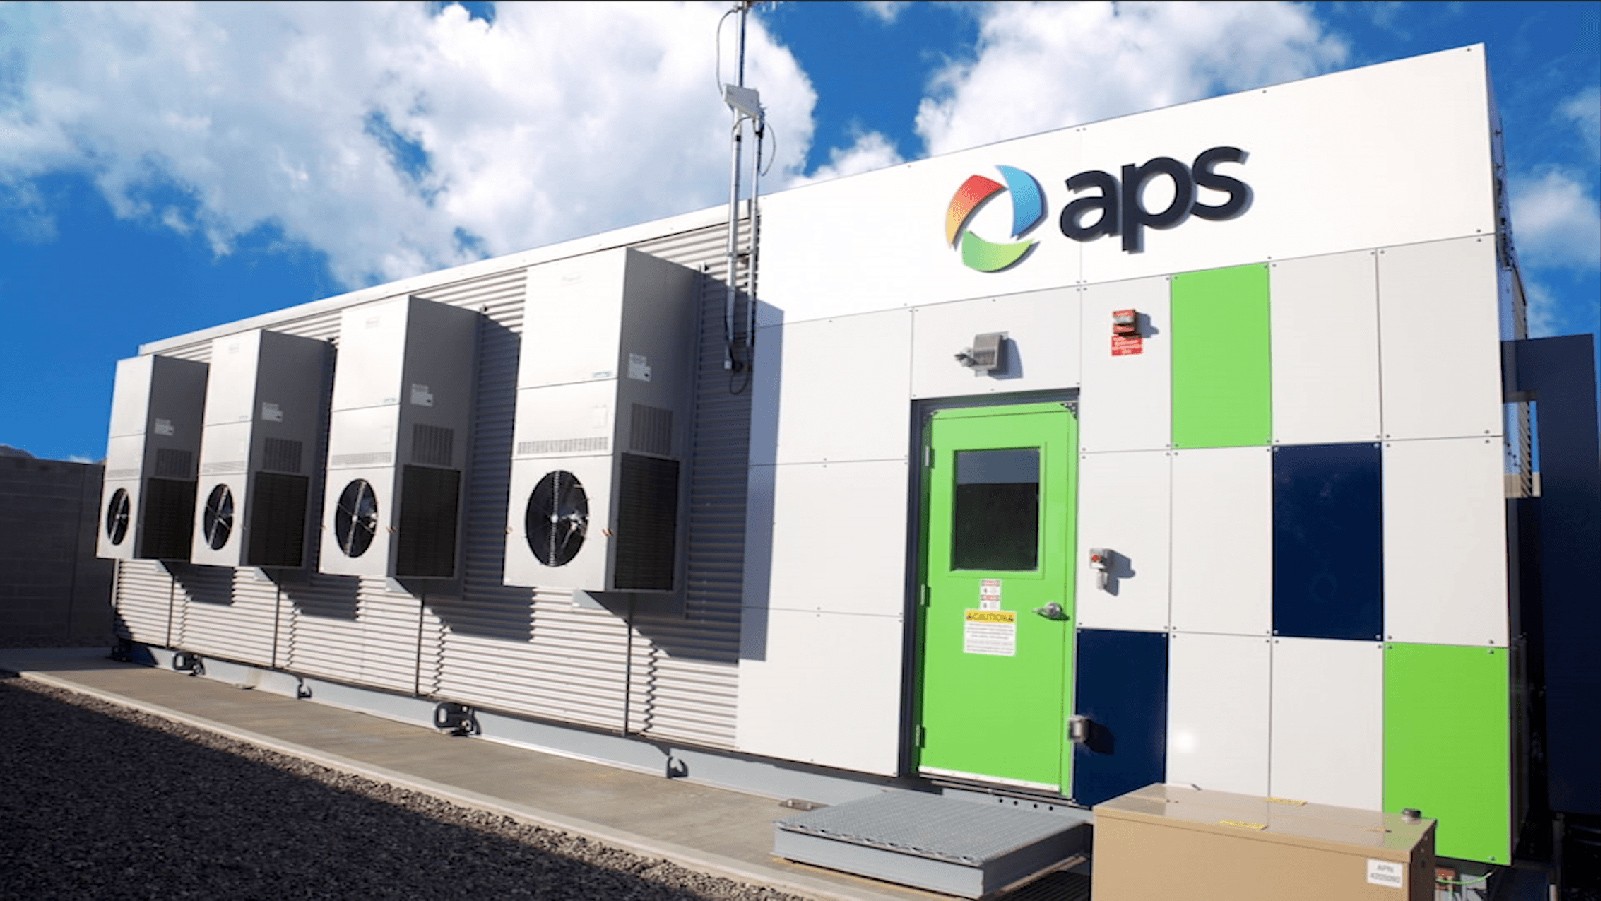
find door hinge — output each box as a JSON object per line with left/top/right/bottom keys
{"left": 923, "top": 445, "right": 934, "bottom": 468}
{"left": 915, "top": 725, "right": 926, "bottom": 748}
{"left": 919, "top": 584, "right": 930, "bottom": 608}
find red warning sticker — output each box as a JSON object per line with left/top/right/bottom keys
{"left": 1112, "top": 334, "right": 1143, "bottom": 356}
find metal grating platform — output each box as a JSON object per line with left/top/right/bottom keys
{"left": 773, "top": 790, "right": 1091, "bottom": 899}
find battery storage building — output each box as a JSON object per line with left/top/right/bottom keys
{"left": 100, "top": 46, "right": 1586, "bottom": 874}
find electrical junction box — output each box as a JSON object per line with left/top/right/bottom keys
{"left": 318, "top": 296, "right": 479, "bottom": 580}
{"left": 1092, "top": 784, "right": 1435, "bottom": 901}
{"left": 98, "top": 354, "right": 209, "bottom": 562}
{"left": 503, "top": 248, "right": 699, "bottom": 603}
{"left": 190, "top": 329, "right": 330, "bottom": 569}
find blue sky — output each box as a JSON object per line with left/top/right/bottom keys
{"left": 1, "top": 1, "right": 1596, "bottom": 462}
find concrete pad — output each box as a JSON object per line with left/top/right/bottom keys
{"left": 0, "top": 647, "right": 945, "bottom": 901}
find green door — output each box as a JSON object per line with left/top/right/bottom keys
{"left": 915, "top": 403, "right": 1078, "bottom": 792}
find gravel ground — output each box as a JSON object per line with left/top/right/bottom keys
{"left": 0, "top": 672, "right": 810, "bottom": 901}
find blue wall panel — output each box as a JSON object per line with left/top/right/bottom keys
{"left": 1072, "top": 628, "right": 1168, "bottom": 807}
{"left": 1272, "top": 443, "right": 1384, "bottom": 641}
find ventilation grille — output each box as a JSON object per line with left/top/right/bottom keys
{"left": 396, "top": 465, "right": 461, "bottom": 578}
{"left": 516, "top": 437, "right": 609, "bottom": 458}
{"left": 246, "top": 471, "right": 309, "bottom": 567}
{"left": 629, "top": 404, "right": 674, "bottom": 457}
{"left": 330, "top": 451, "right": 394, "bottom": 469}
{"left": 152, "top": 448, "right": 194, "bottom": 479}
{"left": 613, "top": 453, "right": 679, "bottom": 591}
{"left": 261, "top": 437, "right": 304, "bottom": 474}
{"left": 138, "top": 478, "right": 197, "bottom": 561}
{"left": 201, "top": 461, "right": 248, "bottom": 476}
{"left": 412, "top": 424, "right": 455, "bottom": 467}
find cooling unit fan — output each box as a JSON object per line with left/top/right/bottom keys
{"left": 525, "top": 470, "right": 588, "bottom": 567}
{"left": 334, "top": 478, "right": 380, "bottom": 559}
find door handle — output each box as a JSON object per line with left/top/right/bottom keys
{"left": 1033, "top": 602, "right": 1068, "bottom": 620}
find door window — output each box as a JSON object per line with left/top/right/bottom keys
{"left": 951, "top": 448, "right": 1040, "bottom": 571}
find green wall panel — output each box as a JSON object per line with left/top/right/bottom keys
{"left": 1384, "top": 642, "right": 1511, "bottom": 863}
{"left": 1171, "top": 264, "right": 1272, "bottom": 448}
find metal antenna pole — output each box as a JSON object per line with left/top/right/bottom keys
{"left": 722, "top": 2, "right": 751, "bottom": 372}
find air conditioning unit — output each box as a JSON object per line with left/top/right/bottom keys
{"left": 318, "top": 296, "right": 479, "bottom": 580}
{"left": 190, "top": 329, "right": 330, "bottom": 569}
{"left": 98, "top": 354, "right": 209, "bottom": 561}
{"left": 503, "top": 248, "right": 699, "bottom": 603}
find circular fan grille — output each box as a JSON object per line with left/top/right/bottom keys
{"left": 334, "top": 479, "right": 379, "bottom": 559}
{"left": 525, "top": 470, "right": 588, "bottom": 567}
{"left": 202, "top": 484, "right": 234, "bottom": 550}
{"left": 105, "top": 488, "right": 131, "bottom": 546}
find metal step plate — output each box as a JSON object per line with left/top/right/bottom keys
{"left": 774, "top": 790, "right": 1091, "bottom": 898}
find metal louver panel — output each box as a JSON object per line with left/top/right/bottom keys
{"left": 170, "top": 565, "right": 279, "bottom": 667}
{"left": 112, "top": 559, "right": 175, "bottom": 646}
{"left": 629, "top": 404, "right": 674, "bottom": 456}
{"left": 412, "top": 424, "right": 455, "bottom": 467}
{"left": 261, "top": 437, "right": 304, "bottom": 474}
{"left": 153, "top": 448, "right": 194, "bottom": 479}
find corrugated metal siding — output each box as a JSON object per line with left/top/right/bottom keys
{"left": 112, "top": 559, "right": 175, "bottom": 646}
{"left": 110, "top": 225, "right": 753, "bottom": 751}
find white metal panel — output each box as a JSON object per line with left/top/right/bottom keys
{"left": 1075, "top": 450, "right": 1171, "bottom": 632}
{"left": 1169, "top": 447, "right": 1272, "bottom": 636}
{"left": 755, "top": 47, "right": 1493, "bottom": 324}
{"left": 330, "top": 298, "right": 409, "bottom": 411}
{"left": 1269, "top": 637, "right": 1383, "bottom": 810}
{"left": 760, "top": 460, "right": 910, "bottom": 617}
{"left": 518, "top": 250, "right": 628, "bottom": 389}
{"left": 1378, "top": 236, "right": 1503, "bottom": 441}
{"left": 1166, "top": 632, "right": 1271, "bottom": 795}
{"left": 1270, "top": 251, "right": 1383, "bottom": 445}
{"left": 112, "top": 559, "right": 174, "bottom": 646}
{"left": 1383, "top": 437, "right": 1509, "bottom": 645}
{"left": 202, "top": 333, "right": 261, "bottom": 426}
{"left": 735, "top": 608, "right": 903, "bottom": 775}
{"left": 762, "top": 309, "right": 913, "bottom": 465}
{"left": 318, "top": 463, "right": 398, "bottom": 579}
{"left": 1078, "top": 278, "right": 1171, "bottom": 454}
{"left": 909, "top": 287, "right": 1081, "bottom": 399}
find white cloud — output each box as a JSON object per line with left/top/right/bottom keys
{"left": 1510, "top": 170, "right": 1601, "bottom": 271}
{"left": 789, "top": 129, "right": 905, "bottom": 186}
{"left": 859, "top": 2, "right": 910, "bottom": 25}
{"left": 913, "top": 1, "right": 1348, "bottom": 156}
{"left": 1559, "top": 87, "right": 1600, "bottom": 161}
{"left": 1520, "top": 280, "right": 1563, "bottom": 339}
{"left": 0, "top": 2, "right": 818, "bottom": 287}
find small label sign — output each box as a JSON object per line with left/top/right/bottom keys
{"left": 1366, "top": 859, "right": 1404, "bottom": 889}
{"left": 627, "top": 353, "right": 652, "bottom": 382}
{"left": 154, "top": 419, "right": 174, "bottom": 437}
{"left": 1112, "top": 334, "right": 1143, "bottom": 356}
{"left": 410, "top": 384, "right": 434, "bottom": 407}
{"left": 261, "top": 402, "right": 283, "bottom": 422}
{"left": 979, "top": 578, "right": 1002, "bottom": 610}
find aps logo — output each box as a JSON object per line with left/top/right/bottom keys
{"left": 945, "top": 166, "right": 1045, "bottom": 273}
{"left": 944, "top": 147, "right": 1251, "bottom": 272}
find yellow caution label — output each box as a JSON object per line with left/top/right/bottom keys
{"left": 1219, "top": 820, "right": 1268, "bottom": 830}
{"left": 964, "top": 610, "right": 1016, "bottom": 624}
{"left": 1266, "top": 797, "right": 1306, "bottom": 806}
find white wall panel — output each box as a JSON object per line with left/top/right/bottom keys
{"left": 1270, "top": 251, "right": 1383, "bottom": 445}
{"left": 1076, "top": 450, "right": 1171, "bottom": 632}
{"left": 751, "top": 310, "right": 912, "bottom": 466}
{"left": 1170, "top": 447, "right": 1272, "bottom": 636}
{"left": 910, "top": 287, "right": 1080, "bottom": 399}
{"left": 1167, "top": 632, "right": 1271, "bottom": 795}
{"left": 735, "top": 608, "right": 903, "bottom": 775}
{"left": 1079, "top": 278, "right": 1171, "bottom": 454}
{"left": 1378, "top": 236, "right": 1504, "bottom": 441}
{"left": 1270, "top": 637, "right": 1383, "bottom": 810}
{"left": 1383, "top": 437, "right": 1509, "bottom": 645}
{"left": 760, "top": 460, "right": 910, "bottom": 617}
{"left": 755, "top": 47, "right": 1492, "bottom": 324}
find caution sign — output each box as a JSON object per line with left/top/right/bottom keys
{"left": 963, "top": 609, "right": 1016, "bottom": 657}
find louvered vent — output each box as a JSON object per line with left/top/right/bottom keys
{"left": 152, "top": 448, "right": 194, "bottom": 479}
{"left": 412, "top": 424, "right": 455, "bottom": 467}
{"left": 515, "top": 437, "right": 609, "bottom": 457}
{"left": 247, "top": 471, "right": 310, "bottom": 567}
{"left": 613, "top": 453, "right": 679, "bottom": 591}
{"left": 330, "top": 451, "right": 394, "bottom": 468}
{"left": 139, "top": 478, "right": 197, "bottom": 560}
{"left": 261, "top": 437, "right": 304, "bottom": 474}
{"left": 629, "top": 404, "right": 674, "bottom": 457}
{"left": 396, "top": 465, "right": 461, "bottom": 578}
